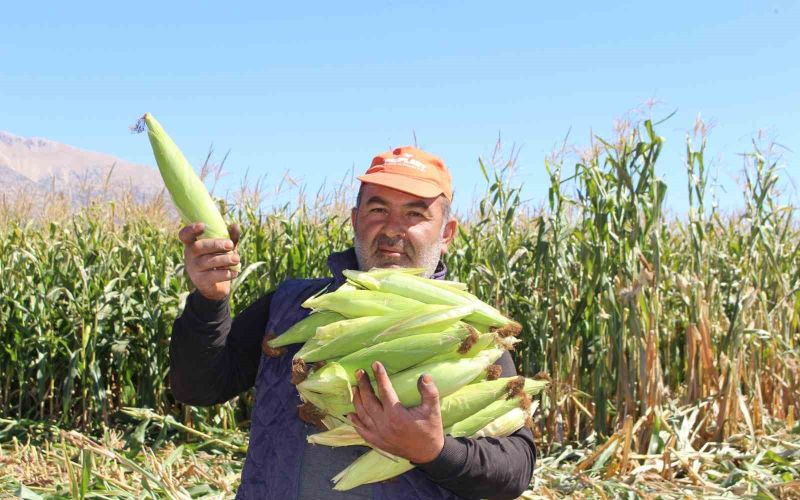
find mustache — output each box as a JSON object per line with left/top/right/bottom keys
{"left": 373, "top": 235, "right": 414, "bottom": 255}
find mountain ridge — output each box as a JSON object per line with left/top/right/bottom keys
{"left": 0, "top": 130, "right": 166, "bottom": 203}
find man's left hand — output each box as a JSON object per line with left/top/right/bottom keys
{"left": 348, "top": 361, "right": 445, "bottom": 464}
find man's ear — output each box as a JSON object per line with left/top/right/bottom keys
{"left": 440, "top": 218, "right": 458, "bottom": 254}
{"left": 351, "top": 206, "right": 358, "bottom": 233}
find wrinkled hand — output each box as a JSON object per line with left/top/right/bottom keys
{"left": 178, "top": 222, "right": 241, "bottom": 301}
{"left": 349, "top": 361, "right": 445, "bottom": 464}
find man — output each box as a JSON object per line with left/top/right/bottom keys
{"left": 170, "top": 146, "right": 536, "bottom": 499}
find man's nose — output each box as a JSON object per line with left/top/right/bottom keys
{"left": 381, "top": 213, "right": 406, "bottom": 239}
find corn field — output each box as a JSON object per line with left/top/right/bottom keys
{"left": 1, "top": 118, "right": 799, "bottom": 498}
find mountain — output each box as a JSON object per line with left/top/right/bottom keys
{"left": 0, "top": 131, "right": 166, "bottom": 204}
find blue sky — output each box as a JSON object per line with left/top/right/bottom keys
{"left": 2, "top": 0, "right": 798, "bottom": 216}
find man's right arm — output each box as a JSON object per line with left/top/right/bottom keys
{"left": 169, "top": 289, "right": 273, "bottom": 406}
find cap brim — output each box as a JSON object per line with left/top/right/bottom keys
{"left": 357, "top": 172, "right": 445, "bottom": 199}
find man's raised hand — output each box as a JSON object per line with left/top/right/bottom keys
{"left": 178, "top": 222, "right": 241, "bottom": 301}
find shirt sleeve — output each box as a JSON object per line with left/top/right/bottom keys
{"left": 169, "top": 289, "right": 273, "bottom": 406}
{"left": 415, "top": 350, "right": 537, "bottom": 500}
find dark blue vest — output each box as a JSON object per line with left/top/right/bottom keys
{"left": 236, "top": 248, "right": 463, "bottom": 499}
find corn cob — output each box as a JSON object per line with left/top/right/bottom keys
{"left": 332, "top": 391, "right": 534, "bottom": 491}
{"left": 311, "top": 315, "right": 390, "bottom": 342}
{"left": 307, "top": 376, "right": 546, "bottom": 448}
{"left": 326, "top": 326, "right": 479, "bottom": 385}
{"left": 137, "top": 113, "right": 240, "bottom": 271}
{"left": 375, "top": 348, "right": 504, "bottom": 408}
{"left": 420, "top": 332, "right": 498, "bottom": 366}
{"left": 297, "top": 348, "right": 503, "bottom": 417}
{"left": 446, "top": 390, "right": 531, "bottom": 436}
{"left": 302, "top": 290, "right": 423, "bottom": 317}
{"left": 343, "top": 270, "right": 515, "bottom": 328}
{"left": 441, "top": 377, "right": 547, "bottom": 427}
{"left": 295, "top": 362, "right": 353, "bottom": 417}
{"left": 472, "top": 406, "right": 531, "bottom": 438}
{"left": 297, "top": 305, "right": 473, "bottom": 363}
{"left": 267, "top": 311, "right": 345, "bottom": 348}
{"left": 352, "top": 268, "right": 468, "bottom": 291}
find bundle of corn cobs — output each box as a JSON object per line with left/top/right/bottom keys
{"left": 265, "top": 268, "right": 547, "bottom": 491}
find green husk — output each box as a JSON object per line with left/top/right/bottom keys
{"left": 295, "top": 362, "right": 353, "bottom": 417}
{"left": 298, "top": 305, "right": 471, "bottom": 363}
{"left": 306, "top": 376, "right": 536, "bottom": 449}
{"left": 472, "top": 407, "right": 529, "bottom": 438}
{"left": 343, "top": 270, "right": 512, "bottom": 327}
{"left": 377, "top": 348, "right": 504, "bottom": 408}
{"left": 297, "top": 348, "right": 503, "bottom": 416}
{"left": 302, "top": 290, "right": 423, "bottom": 317}
{"left": 268, "top": 311, "right": 345, "bottom": 348}
{"left": 332, "top": 385, "right": 533, "bottom": 491}
{"left": 421, "top": 332, "right": 499, "bottom": 366}
{"left": 373, "top": 305, "right": 474, "bottom": 342}
{"left": 447, "top": 393, "right": 530, "bottom": 436}
{"left": 307, "top": 425, "right": 364, "bottom": 447}
{"left": 332, "top": 327, "right": 477, "bottom": 384}
{"left": 438, "top": 377, "right": 520, "bottom": 427}
{"left": 140, "top": 113, "right": 239, "bottom": 272}
{"left": 312, "top": 315, "right": 389, "bottom": 342}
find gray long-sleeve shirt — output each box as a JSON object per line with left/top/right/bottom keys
{"left": 170, "top": 289, "right": 536, "bottom": 499}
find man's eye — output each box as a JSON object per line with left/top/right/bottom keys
{"left": 409, "top": 211, "right": 425, "bottom": 218}
{"left": 370, "top": 207, "right": 387, "bottom": 214}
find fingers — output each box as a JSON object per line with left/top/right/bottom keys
{"left": 189, "top": 238, "right": 235, "bottom": 258}
{"left": 417, "top": 374, "right": 441, "bottom": 411}
{"left": 349, "top": 412, "right": 367, "bottom": 430}
{"left": 352, "top": 385, "right": 377, "bottom": 431}
{"left": 178, "top": 223, "right": 205, "bottom": 246}
{"left": 371, "top": 362, "right": 400, "bottom": 408}
{"left": 228, "top": 223, "right": 241, "bottom": 247}
{"left": 348, "top": 412, "right": 378, "bottom": 444}
{"left": 180, "top": 224, "right": 235, "bottom": 256}
{"left": 196, "top": 252, "right": 241, "bottom": 272}
{"left": 355, "top": 368, "right": 382, "bottom": 414}
{"left": 201, "top": 268, "right": 239, "bottom": 283}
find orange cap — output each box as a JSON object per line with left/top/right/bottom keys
{"left": 357, "top": 146, "right": 453, "bottom": 201}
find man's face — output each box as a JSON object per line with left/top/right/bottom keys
{"left": 351, "top": 183, "right": 457, "bottom": 276}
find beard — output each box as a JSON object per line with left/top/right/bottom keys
{"left": 354, "top": 232, "right": 443, "bottom": 278}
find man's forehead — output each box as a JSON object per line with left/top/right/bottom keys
{"left": 360, "top": 183, "right": 436, "bottom": 206}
